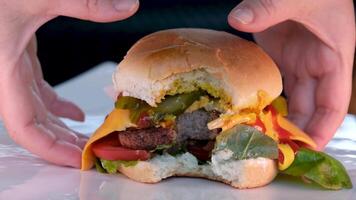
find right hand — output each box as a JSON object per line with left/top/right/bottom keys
{"left": 0, "top": 0, "right": 139, "bottom": 168}
{"left": 228, "top": 0, "right": 355, "bottom": 150}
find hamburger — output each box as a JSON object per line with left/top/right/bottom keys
{"left": 81, "top": 28, "right": 352, "bottom": 189}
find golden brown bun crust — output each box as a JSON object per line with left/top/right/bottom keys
{"left": 113, "top": 28, "right": 282, "bottom": 109}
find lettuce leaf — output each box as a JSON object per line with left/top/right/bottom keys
{"left": 282, "top": 148, "right": 353, "bottom": 190}
{"left": 214, "top": 124, "right": 278, "bottom": 160}
{"left": 95, "top": 158, "right": 106, "bottom": 173}
{"left": 100, "top": 159, "right": 138, "bottom": 174}
{"left": 150, "top": 144, "right": 174, "bottom": 155}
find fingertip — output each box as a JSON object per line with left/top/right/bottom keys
{"left": 52, "top": 0, "right": 140, "bottom": 23}
{"left": 43, "top": 141, "right": 82, "bottom": 168}
{"left": 228, "top": 0, "right": 292, "bottom": 33}
{"left": 228, "top": 6, "right": 268, "bottom": 33}
{"left": 112, "top": 0, "right": 140, "bottom": 20}
{"left": 310, "top": 134, "right": 328, "bottom": 151}
{"left": 52, "top": 98, "right": 85, "bottom": 121}
{"left": 306, "top": 106, "right": 346, "bottom": 150}
{"left": 228, "top": 8, "right": 252, "bottom": 32}
{"left": 67, "top": 101, "right": 85, "bottom": 121}
{"left": 57, "top": 143, "right": 82, "bottom": 168}
{"left": 71, "top": 107, "right": 85, "bottom": 122}
{"left": 95, "top": 0, "right": 140, "bottom": 22}
{"left": 228, "top": 6, "right": 253, "bottom": 27}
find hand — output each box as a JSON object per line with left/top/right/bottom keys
{"left": 228, "top": 0, "right": 355, "bottom": 150}
{"left": 0, "top": 0, "right": 139, "bottom": 168}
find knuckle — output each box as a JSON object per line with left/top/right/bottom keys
{"left": 257, "top": 0, "right": 280, "bottom": 16}
{"left": 84, "top": 0, "right": 100, "bottom": 15}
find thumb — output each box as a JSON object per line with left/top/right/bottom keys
{"left": 49, "top": 0, "right": 139, "bottom": 22}
{"left": 228, "top": 0, "right": 305, "bottom": 32}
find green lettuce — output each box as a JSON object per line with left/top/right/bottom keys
{"left": 282, "top": 148, "right": 353, "bottom": 190}
{"left": 150, "top": 144, "right": 174, "bottom": 155}
{"left": 214, "top": 124, "right": 278, "bottom": 160}
{"left": 95, "top": 158, "right": 106, "bottom": 173}
{"left": 100, "top": 159, "right": 138, "bottom": 174}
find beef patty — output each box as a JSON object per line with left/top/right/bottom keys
{"left": 176, "top": 109, "right": 220, "bottom": 141}
{"left": 119, "top": 127, "right": 176, "bottom": 150}
{"left": 118, "top": 109, "right": 220, "bottom": 150}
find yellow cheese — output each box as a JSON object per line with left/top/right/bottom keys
{"left": 81, "top": 109, "right": 134, "bottom": 170}
{"left": 259, "top": 111, "right": 279, "bottom": 141}
{"left": 271, "top": 96, "right": 288, "bottom": 117}
{"left": 208, "top": 113, "right": 256, "bottom": 131}
{"left": 258, "top": 110, "right": 316, "bottom": 148}
{"left": 277, "top": 115, "right": 317, "bottom": 149}
{"left": 278, "top": 143, "right": 295, "bottom": 170}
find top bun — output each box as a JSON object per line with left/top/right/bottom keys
{"left": 113, "top": 28, "right": 282, "bottom": 110}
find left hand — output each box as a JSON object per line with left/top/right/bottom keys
{"left": 0, "top": 0, "right": 139, "bottom": 167}
{"left": 228, "top": 0, "right": 355, "bottom": 150}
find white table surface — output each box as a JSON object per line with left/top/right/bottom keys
{"left": 0, "top": 62, "right": 355, "bottom": 200}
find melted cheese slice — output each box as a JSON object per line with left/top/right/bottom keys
{"left": 259, "top": 111, "right": 279, "bottom": 141}
{"left": 260, "top": 111, "right": 316, "bottom": 148}
{"left": 277, "top": 115, "right": 317, "bottom": 149}
{"left": 208, "top": 113, "right": 256, "bottom": 131}
{"left": 81, "top": 109, "right": 134, "bottom": 170}
{"left": 278, "top": 143, "right": 295, "bottom": 170}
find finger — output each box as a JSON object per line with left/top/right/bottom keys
{"left": 228, "top": 0, "right": 299, "bottom": 32}
{"left": 38, "top": 80, "right": 85, "bottom": 121}
{"left": 47, "top": 120, "right": 88, "bottom": 150}
{"left": 0, "top": 60, "right": 81, "bottom": 168}
{"left": 287, "top": 78, "right": 317, "bottom": 130}
{"left": 305, "top": 71, "right": 351, "bottom": 150}
{"left": 48, "top": 113, "right": 69, "bottom": 128}
{"left": 25, "top": 38, "right": 85, "bottom": 122}
{"left": 46, "top": 120, "right": 79, "bottom": 145}
{"left": 47, "top": 113, "right": 88, "bottom": 148}
{"left": 13, "top": 119, "right": 82, "bottom": 168}
{"left": 39, "top": 139, "right": 82, "bottom": 168}
{"left": 283, "top": 74, "right": 296, "bottom": 98}
{"left": 26, "top": 37, "right": 42, "bottom": 81}
{"left": 9, "top": 96, "right": 82, "bottom": 168}
{"left": 49, "top": 0, "right": 139, "bottom": 22}
{"left": 51, "top": 96, "right": 85, "bottom": 121}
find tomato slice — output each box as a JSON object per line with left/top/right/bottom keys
{"left": 267, "top": 105, "right": 292, "bottom": 140}
{"left": 188, "top": 146, "right": 211, "bottom": 161}
{"left": 280, "top": 139, "right": 300, "bottom": 153}
{"left": 92, "top": 137, "right": 150, "bottom": 161}
{"left": 253, "top": 117, "right": 266, "bottom": 133}
{"left": 136, "top": 112, "right": 152, "bottom": 128}
{"left": 187, "top": 141, "right": 214, "bottom": 161}
{"left": 278, "top": 148, "right": 284, "bottom": 165}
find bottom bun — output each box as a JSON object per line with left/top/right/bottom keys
{"left": 118, "top": 151, "right": 277, "bottom": 189}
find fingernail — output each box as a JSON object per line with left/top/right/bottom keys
{"left": 113, "top": 0, "right": 138, "bottom": 12}
{"left": 232, "top": 8, "right": 254, "bottom": 24}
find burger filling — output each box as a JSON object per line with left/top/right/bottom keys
{"left": 117, "top": 109, "right": 220, "bottom": 150}
{"left": 93, "top": 89, "right": 226, "bottom": 170}
{"left": 91, "top": 91, "right": 353, "bottom": 190}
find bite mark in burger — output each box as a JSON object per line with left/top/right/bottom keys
{"left": 82, "top": 28, "right": 352, "bottom": 190}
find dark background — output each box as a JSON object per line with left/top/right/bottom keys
{"left": 36, "top": 0, "right": 247, "bottom": 86}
